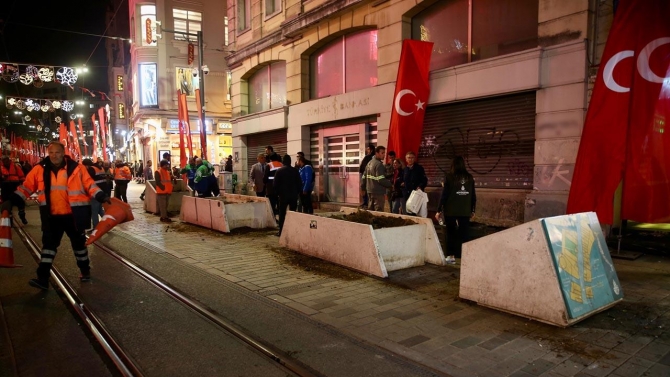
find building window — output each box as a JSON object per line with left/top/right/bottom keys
{"left": 248, "top": 62, "right": 286, "bottom": 114}
{"left": 265, "top": 0, "right": 280, "bottom": 17}
{"left": 139, "top": 63, "right": 158, "bottom": 107}
{"left": 140, "top": 5, "right": 156, "bottom": 47}
{"left": 117, "top": 75, "right": 124, "bottom": 91}
{"left": 173, "top": 9, "right": 202, "bottom": 42}
{"left": 224, "top": 16, "right": 229, "bottom": 46}
{"left": 412, "top": 0, "right": 538, "bottom": 71}
{"left": 237, "top": 0, "right": 250, "bottom": 31}
{"left": 310, "top": 30, "right": 378, "bottom": 99}
{"left": 176, "top": 67, "right": 200, "bottom": 97}
{"left": 118, "top": 103, "right": 126, "bottom": 119}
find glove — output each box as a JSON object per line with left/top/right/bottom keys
{"left": 95, "top": 192, "right": 112, "bottom": 205}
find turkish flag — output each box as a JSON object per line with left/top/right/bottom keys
{"left": 386, "top": 40, "right": 433, "bottom": 161}
{"left": 69, "top": 121, "right": 81, "bottom": 160}
{"left": 91, "top": 114, "right": 98, "bottom": 160}
{"left": 567, "top": 0, "right": 670, "bottom": 223}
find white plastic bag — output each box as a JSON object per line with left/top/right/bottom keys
{"left": 406, "top": 190, "right": 428, "bottom": 217}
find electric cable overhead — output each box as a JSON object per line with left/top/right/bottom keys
{"left": 85, "top": 0, "right": 128, "bottom": 66}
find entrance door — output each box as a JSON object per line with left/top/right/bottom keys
{"left": 324, "top": 134, "right": 361, "bottom": 203}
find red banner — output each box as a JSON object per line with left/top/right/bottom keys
{"left": 567, "top": 0, "right": 670, "bottom": 223}
{"left": 177, "top": 90, "right": 188, "bottom": 168}
{"left": 69, "top": 121, "right": 81, "bottom": 160}
{"left": 91, "top": 114, "right": 98, "bottom": 160}
{"left": 98, "top": 108, "right": 108, "bottom": 162}
{"left": 195, "top": 89, "right": 207, "bottom": 159}
{"left": 179, "top": 92, "right": 193, "bottom": 158}
{"left": 78, "top": 118, "right": 87, "bottom": 157}
{"left": 386, "top": 40, "right": 433, "bottom": 161}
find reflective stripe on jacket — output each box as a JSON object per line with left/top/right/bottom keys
{"left": 156, "top": 168, "right": 173, "bottom": 194}
{"left": 114, "top": 165, "right": 132, "bottom": 180}
{"left": 16, "top": 160, "right": 101, "bottom": 215}
{"left": 1, "top": 163, "right": 25, "bottom": 182}
{"left": 267, "top": 161, "right": 282, "bottom": 180}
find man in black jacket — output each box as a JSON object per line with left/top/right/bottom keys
{"left": 358, "top": 143, "right": 375, "bottom": 208}
{"left": 402, "top": 151, "right": 428, "bottom": 214}
{"left": 273, "top": 154, "right": 302, "bottom": 237}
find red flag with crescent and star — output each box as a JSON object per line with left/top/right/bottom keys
{"left": 567, "top": 0, "right": 670, "bottom": 224}
{"left": 386, "top": 39, "right": 433, "bottom": 161}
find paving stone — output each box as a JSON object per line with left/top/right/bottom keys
{"left": 551, "top": 358, "right": 586, "bottom": 377}
{"left": 643, "top": 363, "right": 670, "bottom": 377}
{"left": 451, "top": 336, "right": 483, "bottom": 349}
{"left": 479, "top": 335, "right": 512, "bottom": 350}
{"left": 489, "top": 356, "right": 529, "bottom": 375}
{"left": 659, "top": 349, "right": 670, "bottom": 365}
{"left": 373, "top": 310, "right": 402, "bottom": 320}
{"left": 329, "top": 307, "right": 358, "bottom": 318}
{"left": 521, "top": 359, "right": 557, "bottom": 375}
{"left": 398, "top": 334, "right": 431, "bottom": 348}
{"left": 393, "top": 311, "right": 422, "bottom": 321}
{"left": 611, "top": 357, "right": 653, "bottom": 377}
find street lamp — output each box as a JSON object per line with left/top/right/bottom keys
{"left": 154, "top": 22, "right": 208, "bottom": 158}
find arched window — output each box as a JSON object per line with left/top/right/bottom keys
{"left": 412, "top": 0, "right": 538, "bottom": 71}
{"left": 248, "top": 61, "right": 286, "bottom": 114}
{"left": 310, "top": 30, "right": 378, "bottom": 99}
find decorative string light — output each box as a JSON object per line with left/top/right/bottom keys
{"left": 5, "top": 96, "right": 74, "bottom": 113}
{"left": 0, "top": 62, "right": 78, "bottom": 87}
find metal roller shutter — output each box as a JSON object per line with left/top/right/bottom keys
{"left": 418, "top": 91, "right": 536, "bottom": 189}
{"left": 246, "top": 130, "right": 288, "bottom": 163}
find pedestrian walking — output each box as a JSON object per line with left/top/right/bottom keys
{"left": 83, "top": 159, "right": 106, "bottom": 230}
{"left": 402, "top": 151, "right": 428, "bottom": 215}
{"left": 114, "top": 160, "right": 132, "bottom": 203}
{"left": 436, "top": 156, "right": 476, "bottom": 264}
{"left": 264, "top": 153, "right": 283, "bottom": 217}
{"left": 139, "top": 160, "right": 153, "bottom": 201}
{"left": 0, "top": 156, "right": 27, "bottom": 224}
{"left": 1, "top": 142, "right": 110, "bottom": 289}
{"left": 358, "top": 143, "right": 375, "bottom": 208}
{"left": 155, "top": 160, "right": 173, "bottom": 223}
{"left": 390, "top": 158, "right": 406, "bottom": 214}
{"left": 273, "top": 154, "right": 302, "bottom": 236}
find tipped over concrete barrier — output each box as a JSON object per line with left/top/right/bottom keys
{"left": 459, "top": 212, "right": 623, "bottom": 327}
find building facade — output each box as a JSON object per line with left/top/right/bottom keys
{"left": 226, "top": 0, "right": 614, "bottom": 226}
{"left": 127, "top": 0, "right": 232, "bottom": 171}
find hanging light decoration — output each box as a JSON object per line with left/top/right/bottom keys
{"left": 38, "top": 67, "right": 54, "bottom": 82}
{"left": 61, "top": 100, "right": 74, "bottom": 112}
{"left": 56, "top": 67, "right": 78, "bottom": 86}
{"left": 44, "top": 127, "right": 50, "bottom": 133}
{"left": 15, "top": 99, "right": 26, "bottom": 110}
{"left": 41, "top": 104, "right": 50, "bottom": 112}
{"left": 24, "top": 115, "right": 31, "bottom": 121}
{"left": 52, "top": 100, "right": 61, "bottom": 109}
{"left": 54, "top": 116, "right": 62, "bottom": 123}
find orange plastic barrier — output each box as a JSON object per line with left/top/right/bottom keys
{"left": 0, "top": 210, "right": 22, "bottom": 268}
{"left": 85, "top": 198, "right": 134, "bottom": 245}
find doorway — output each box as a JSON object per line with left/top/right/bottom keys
{"left": 324, "top": 134, "right": 361, "bottom": 203}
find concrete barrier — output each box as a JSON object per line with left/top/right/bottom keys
{"left": 179, "top": 194, "right": 276, "bottom": 233}
{"left": 339, "top": 208, "right": 446, "bottom": 265}
{"left": 459, "top": 212, "right": 623, "bottom": 327}
{"left": 144, "top": 180, "right": 191, "bottom": 215}
{"left": 279, "top": 211, "right": 427, "bottom": 278}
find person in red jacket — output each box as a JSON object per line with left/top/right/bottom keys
{"left": 1, "top": 142, "right": 110, "bottom": 290}
{"left": 0, "top": 156, "right": 27, "bottom": 224}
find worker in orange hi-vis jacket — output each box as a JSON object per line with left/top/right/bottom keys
{"left": 0, "top": 156, "right": 27, "bottom": 224}
{"left": 113, "top": 160, "right": 132, "bottom": 203}
{"left": 0, "top": 142, "right": 111, "bottom": 290}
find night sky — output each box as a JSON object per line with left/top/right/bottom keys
{"left": 0, "top": 0, "right": 128, "bottom": 97}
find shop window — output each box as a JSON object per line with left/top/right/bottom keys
{"left": 173, "top": 9, "right": 202, "bottom": 42}
{"left": 248, "top": 62, "right": 286, "bottom": 114}
{"left": 412, "top": 0, "right": 538, "bottom": 71}
{"left": 310, "top": 30, "right": 378, "bottom": 99}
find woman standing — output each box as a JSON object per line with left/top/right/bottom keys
{"left": 436, "top": 156, "right": 476, "bottom": 264}
{"left": 390, "top": 158, "right": 405, "bottom": 214}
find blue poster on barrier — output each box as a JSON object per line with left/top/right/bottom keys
{"left": 541, "top": 212, "right": 624, "bottom": 319}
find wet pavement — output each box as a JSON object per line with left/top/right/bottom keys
{"left": 2, "top": 182, "right": 670, "bottom": 377}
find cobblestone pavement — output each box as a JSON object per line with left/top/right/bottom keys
{"left": 113, "top": 184, "right": 670, "bottom": 377}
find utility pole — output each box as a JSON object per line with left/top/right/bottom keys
{"left": 156, "top": 25, "right": 208, "bottom": 159}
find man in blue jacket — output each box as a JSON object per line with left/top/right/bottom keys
{"left": 297, "top": 156, "right": 314, "bottom": 214}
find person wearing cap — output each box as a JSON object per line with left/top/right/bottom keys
{"left": 1, "top": 156, "right": 27, "bottom": 224}
{"left": 155, "top": 160, "right": 173, "bottom": 222}
{"left": 1, "top": 142, "right": 110, "bottom": 289}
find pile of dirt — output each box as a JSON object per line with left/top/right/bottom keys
{"left": 331, "top": 210, "right": 417, "bottom": 229}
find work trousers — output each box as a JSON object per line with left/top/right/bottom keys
{"left": 444, "top": 216, "right": 471, "bottom": 259}
{"left": 367, "top": 192, "right": 385, "bottom": 212}
{"left": 114, "top": 180, "right": 129, "bottom": 203}
{"left": 38, "top": 214, "right": 89, "bottom": 280}
{"left": 277, "top": 197, "right": 297, "bottom": 235}
{"left": 157, "top": 194, "right": 170, "bottom": 219}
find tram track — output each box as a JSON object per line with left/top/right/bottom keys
{"left": 14, "top": 220, "right": 321, "bottom": 377}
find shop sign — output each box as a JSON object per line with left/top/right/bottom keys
{"left": 157, "top": 136, "right": 170, "bottom": 149}
{"left": 218, "top": 122, "right": 232, "bottom": 131}
{"left": 167, "top": 118, "right": 213, "bottom": 134}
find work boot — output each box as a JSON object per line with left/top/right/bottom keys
{"left": 19, "top": 210, "right": 27, "bottom": 225}
{"left": 29, "top": 278, "right": 49, "bottom": 290}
